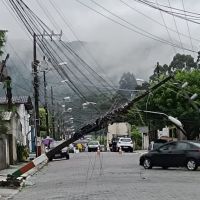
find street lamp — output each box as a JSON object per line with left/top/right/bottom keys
{"left": 82, "top": 101, "right": 96, "bottom": 109}
{"left": 174, "top": 81, "right": 199, "bottom": 111}
{"left": 63, "top": 96, "right": 71, "bottom": 102}
{"left": 61, "top": 79, "right": 68, "bottom": 83}
{"left": 58, "top": 62, "right": 68, "bottom": 66}
{"left": 135, "top": 109, "right": 186, "bottom": 135}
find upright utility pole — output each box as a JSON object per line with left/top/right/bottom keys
{"left": 33, "top": 33, "right": 41, "bottom": 157}
{"left": 0, "top": 54, "right": 12, "bottom": 111}
{"left": 51, "top": 86, "right": 55, "bottom": 139}
{"left": 43, "top": 71, "right": 49, "bottom": 136}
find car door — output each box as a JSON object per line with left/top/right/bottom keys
{"left": 153, "top": 142, "right": 177, "bottom": 167}
{"left": 172, "top": 142, "right": 189, "bottom": 167}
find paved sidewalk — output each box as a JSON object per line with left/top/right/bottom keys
{"left": 0, "top": 163, "right": 27, "bottom": 200}
{"left": 0, "top": 153, "right": 39, "bottom": 200}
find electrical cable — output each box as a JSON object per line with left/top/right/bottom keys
{"left": 181, "top": 0, "right": 195, "bottom": 57}
{"left": 134, "top": 0, "right": 200, "bottom": 24}
{"left": 167, "top": 0, "right": 184, "bottom": 54}
{"left": 18, "top": 0, "right": 113, "bottom": 103}
{"left": 155, "top": 0, "right": 177, "bottom": 54}
{"left": 23, "top": 0, "right": 116, "bottom": 99}
{"left": 49, "top": 0, "right": 116, "bottom": 88}
{"left": 119, "top": 0, "right": 200, "bottom": 43}
{"left": 76, "top": 0, "right": 197, "bottom": 53}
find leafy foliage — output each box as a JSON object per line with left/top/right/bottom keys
{"left": 127, "top": 53, "right": 200, "bottom": 139}
{"left": 169, "top": 54, "right": 197, "bottom": 71}
{"left": 131, "top": 125, "right": 142, "bottom": 150}
{"left": 39, "top": 108, "right": 47, "bottom": 132}
{"left": 112, "top": 72, "right": 138, "bottom": 104}
{"left": 17, "top": 143, "right": 29, "bottom": 161}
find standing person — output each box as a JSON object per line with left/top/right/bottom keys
{"left": 77, "top": 143, "right": 83, "bottom": 152}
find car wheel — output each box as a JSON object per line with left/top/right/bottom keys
{"left": 130, "top": 148, "right": 133, "bottom": 153}
{"left": 143, "top": 158, "right": 152, "bottom": 169}
{"left": 186, "top": 159, "right": 198, "bottom": 171}
{"left": 88, "top": 148, "right": 91, "bottom": 152}
{"left": 66, "top": 154, "right": 70, "bottom": 160}
{"left": 162, "top": 166, "right": 168, "bottom": 170}
{"left": 49, "top": 157, "right": 53, "bottom": 161}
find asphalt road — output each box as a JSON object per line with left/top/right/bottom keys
{"left": 13, "top": 152, "right": 200, "bottom": 200}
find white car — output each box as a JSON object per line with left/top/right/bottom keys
{"left": 117, "top": 137, "right": 134, "bottom": 152}
{"left": 88, "top": 141, "right": 100, "bottom": 152}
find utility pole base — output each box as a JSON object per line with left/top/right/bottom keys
{"left": 36, "top": 146, "right": 41, "bottom": 157}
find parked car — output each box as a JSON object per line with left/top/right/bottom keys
{"left": 117, "top": 137, "right": 134, "bottom": 152}
{"left": 88, "top": 140, "right": 100, "bottom": 152}
{"left": 48, "top": 141, "right": 69, "bottom": 161}
{"left": 140, "top": 141, "right": 200, "bottom": 171}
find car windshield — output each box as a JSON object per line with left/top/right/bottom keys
{"left": 88, "top": 141, "right": 99, "bottom": 145}
{"left": 120, "top": 138, "right": 131, "bottom": 142}
{"left": 190, "top": 142, "right": 200, "bottom": 148}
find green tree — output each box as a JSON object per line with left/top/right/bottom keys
{"left": 128, "top": 70, "right": 200, "bottom": 139}
{"left": 131, "top": 125, "right": 142, "bottom": 150}
{"left": 119, "top": 72, "right": 137, "bottom": 92}
{"left": 169, "top": 53, "right": 197, "bottom": 71}
{"left": 113, "top": 72, "right": 138, "bottom": 103}
{"left": 39, "top": 108, "right": 46, "bottom": 133}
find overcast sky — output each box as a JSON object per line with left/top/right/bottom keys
{"left": 1, "top": 0, "right": 200, "bottom": 81}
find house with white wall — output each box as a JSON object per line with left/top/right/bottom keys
{"left": 0, "top": 96, "right": 33, "bottom": 165}
{"left": 1, "top": 111, "right": 21, "bottom": 165}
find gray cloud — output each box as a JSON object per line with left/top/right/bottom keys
{"left": 1, "top": 0, "right": 200, "bottom": 82}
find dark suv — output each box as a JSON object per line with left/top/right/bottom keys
{"left": 49, "top": 149, "right": 69, "bottom": 161}
{"left": 48, "top": 141, "right": 70, "bottom": 161}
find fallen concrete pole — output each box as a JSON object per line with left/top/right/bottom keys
{"left": 0, "top": 75, "right": 173, "bottom": 187}
{"left": 46, "top": 75, "right": 174, "bottom": 160}
{"left": 0, "top": 154, "right": 48, "bottom": 187}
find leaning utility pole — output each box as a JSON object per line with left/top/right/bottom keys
{"left": 43, "top": 71, "right": 49, "bottom": 136}
{"left": 51, "top": 86, "right": 55, "bottom": 139}
{"left": 33, "top": 33, "right": 40, "bottom": 157}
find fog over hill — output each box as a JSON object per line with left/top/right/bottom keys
{"left": 1, "top": 37, "right": 184, "bottom": 99}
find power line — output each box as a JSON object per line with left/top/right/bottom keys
{"left": 33, "top": 0, "right": 115, "bottom": 98}
{"left": 181, "top": 0, "right": 195, "bottom": 57}
{"left": 134, "top": 0, "right": 200, "bottom": 25}
{"left": 17, "top": 0, "right": 115, "bottom": 101}
{"left": 48, "top": 0, "right": 116, "bottom": 88}
{"left": 138, "top": 0, "right": 200, "bottom": 18}
{"left": 119, "top": 0, "right": 200, "bottom": 43}
{"left": 155, "top": 0, "right": 177, "bottom": 54}
{"left": 75, "top": 0, "right": 197, "bottom": 53}
{"left": 167, "top": 0, "right": 184, "bottom": 54}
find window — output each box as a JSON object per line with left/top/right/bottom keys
{"left": 88, "top": 141, "right": 99, "bottom": 145}
{"left": 159, "top": 143, "right": 176, "bottom": 151}
{"left": 190, "top": 142, "right": 200, "bottom": 149}
{"left": 120, "top": 138, "right": 131, "bottom": 142}
{"left": 176, "top": 142, "right": 190, "bottom": 150}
